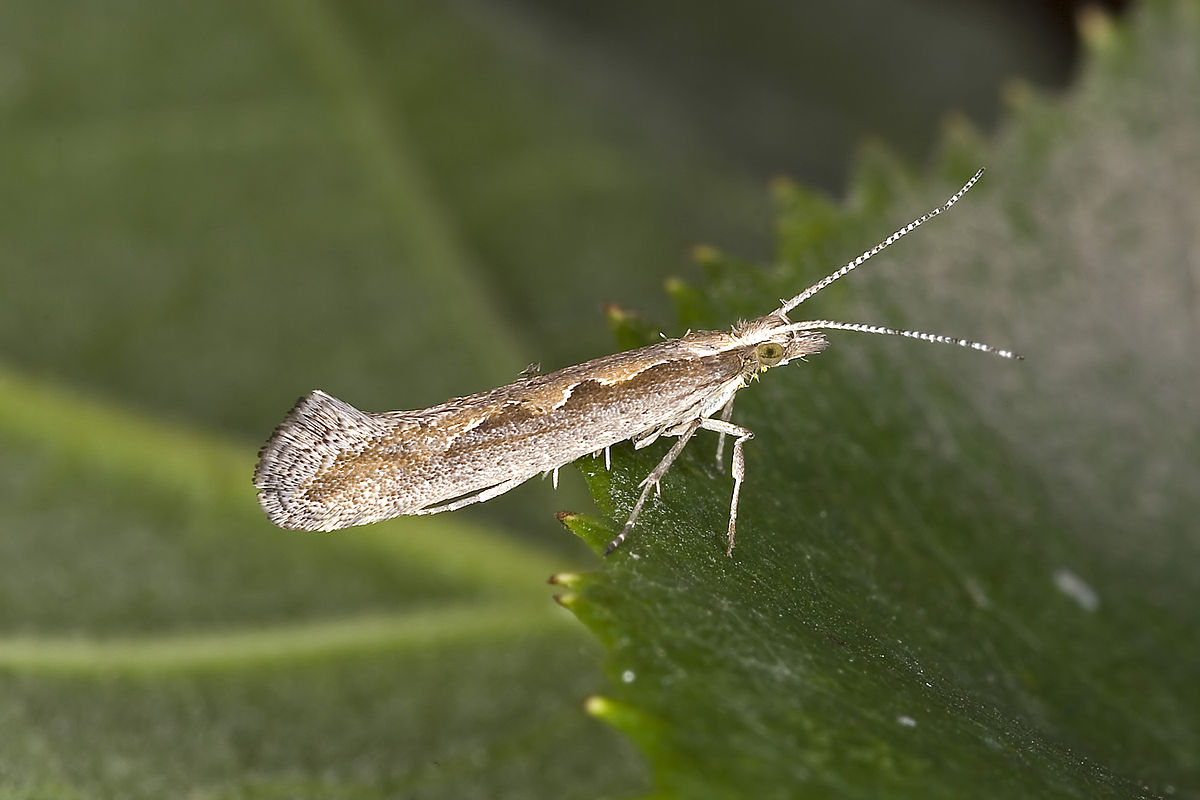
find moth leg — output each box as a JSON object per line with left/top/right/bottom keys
{"left": 604, "top": 419, "right": 702, "bottom": 555}
{"left": 714, "top": 396, "right": 736, "bottom": 464}
{"left": 413, "top": 474, "right": 529, "bottom": 515}
{"left": 698, "top": 418, "right": 754, "bottom": 557}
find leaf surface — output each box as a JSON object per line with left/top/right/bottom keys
{"left": 562, "top": 3, "right": 1200, "bottom": 796}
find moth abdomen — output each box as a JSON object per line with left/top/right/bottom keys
{"left": 254, "top": 390, "right": 387, "bottom": 531}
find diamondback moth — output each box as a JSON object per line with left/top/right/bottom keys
{"left": 254, "top": 169, "right": 1019, "bottom": 556}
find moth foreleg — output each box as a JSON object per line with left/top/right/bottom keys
{"left": 603, "top": 419, "right": 702, "bottom": 556}
{"left": 698, "top": 418, "right": 754, "bottom": 557}
{"left": 413, "top": 474, "right": 529, "bottom": 516}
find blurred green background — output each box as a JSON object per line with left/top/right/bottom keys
{"left": 0, "top": 1, "right": 1137, "bottom": 797}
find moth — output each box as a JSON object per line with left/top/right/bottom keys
{"left": 254, "top": 169, "right": 1018, "bottom": 556}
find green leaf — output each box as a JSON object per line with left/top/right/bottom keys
{"left": 563, "top": 2, "right": 1200, "bottom": 797}
{"left": 0, "top": 366, "right": 650, "bottom": 798}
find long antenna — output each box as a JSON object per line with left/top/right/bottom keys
{"left": 776, "top": 168, "right": 985, "bottom": 317}
{"left": 782, "top": 319, "right": 1021, "bottom": 360}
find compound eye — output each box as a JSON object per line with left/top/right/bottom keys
{"left": 756, "top": 342, "right": 785, "bottom": 366}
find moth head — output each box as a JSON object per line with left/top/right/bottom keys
{"left": 749, "top": 330, "right": 829, "bottom": 372}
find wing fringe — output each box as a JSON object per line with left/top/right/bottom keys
{"left": 253, "top": 390, "right": 383, "bottom": 531}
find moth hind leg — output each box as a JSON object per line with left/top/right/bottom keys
{"left": 413, "top": 474, "right": 529, "bottom": 516}
{"left": 603, "top": 419, "right": 702, "bottom": 555}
